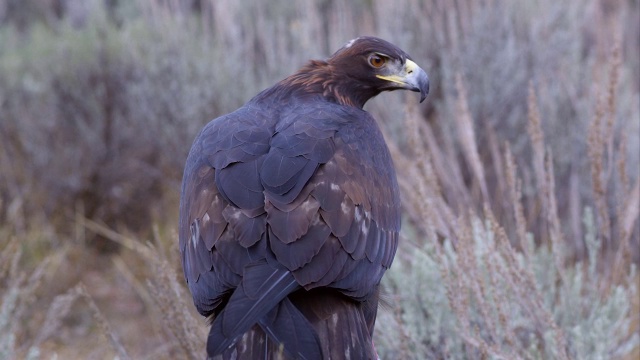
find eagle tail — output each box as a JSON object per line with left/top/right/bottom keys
{"left": 213, "top": 292, "right": 376, "bottom": 360}
{"left": 212, "top": 326, "right": 281, "bottom": 360}
{"left": 207, "top": 261, "right": 378, "bottom": 359}
{"left": 207, "top": 261, "right": 301, "bottom": 356}
{"left": 291, "top": 289, "right": 380, "bottom": 360}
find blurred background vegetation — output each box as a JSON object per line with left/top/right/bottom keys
{"left": 0, "top": 0, "right": 638, "bottom": 359}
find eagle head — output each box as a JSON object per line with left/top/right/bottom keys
{"left": 280, "top": 36, "right": 429, "bottom": 108}
{"left": 327, "top": 36, "right": 430, "bottom": 106}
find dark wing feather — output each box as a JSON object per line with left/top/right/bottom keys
{"left": 258, "top": 299, "right": 323, "bottom": 360}
{"left": 291, "top": 235, "right": 349, "bottom": 287}
{"left": 180, "top": 106, "right": 274, "bottom": 317}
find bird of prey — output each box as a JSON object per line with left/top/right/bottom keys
{"left": 179, "top": 36, "right": 429, "bottom": 359}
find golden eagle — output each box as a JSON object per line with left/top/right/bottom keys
{"left": 179, "top": 36, "right": 429, "bottom": 359}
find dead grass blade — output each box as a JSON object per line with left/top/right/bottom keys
{"left": 454, "top": 73, "right": 489, "bottom": 203}
{"left": 527, "top": 83, "right": 549, "bottom": 243}
{"left": 504, "top": 142, "right": 529, "bottom": 258}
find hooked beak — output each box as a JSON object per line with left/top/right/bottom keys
{"left": 376, "top": 59, "right": 430, "bottom": 102}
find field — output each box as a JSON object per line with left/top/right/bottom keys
{"left": 1, "top": 0, "right": 638, "bottom": 359}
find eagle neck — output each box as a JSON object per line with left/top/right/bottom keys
{"left": 272, "top": 60, "right": 375, "bottom": 109}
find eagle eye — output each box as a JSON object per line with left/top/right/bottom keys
{"left": 368, "top": 54, "right": 387, "bottom": 68}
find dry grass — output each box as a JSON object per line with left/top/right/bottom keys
{"left": 0, "top": 0, "right": 638, "bottom": 359}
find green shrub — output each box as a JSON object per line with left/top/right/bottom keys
{"left": 376, "top": 209, "right": 638, "bottom": 359}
